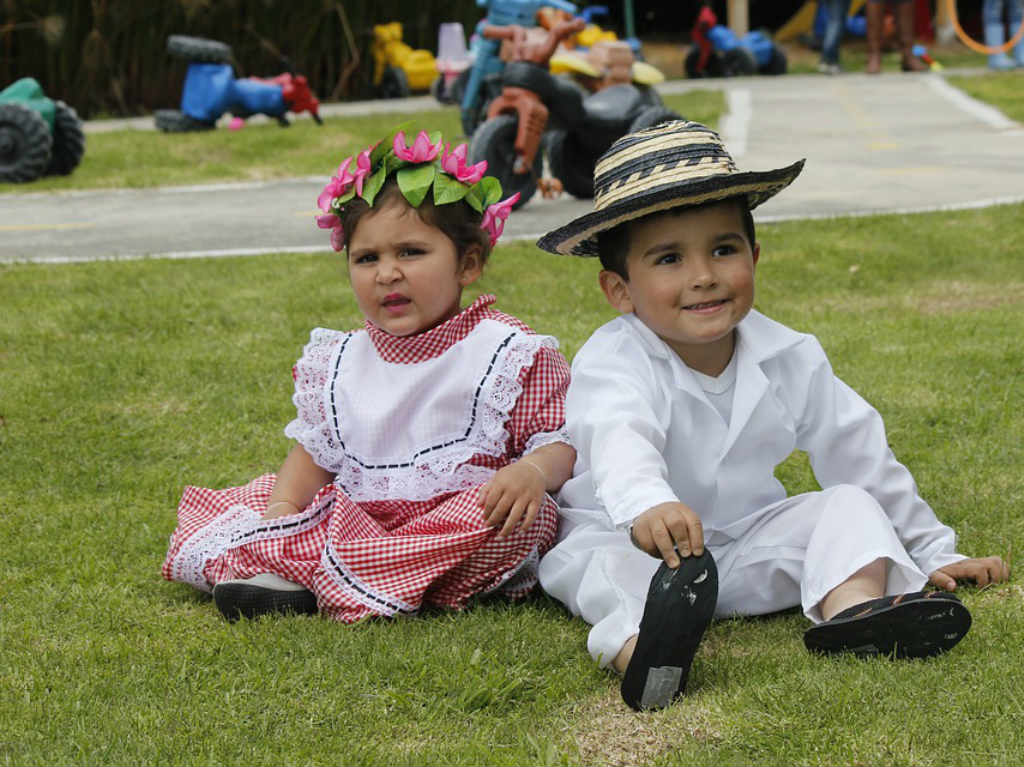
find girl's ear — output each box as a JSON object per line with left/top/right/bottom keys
{"left": 598, "top": 270, "right": 634, "bottom": 314}
{"left": 458, "top": 245, "right": 484, "bottom": 287}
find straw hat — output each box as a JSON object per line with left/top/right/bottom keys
{"left": 536, "top": 120, "right": 804, "bottom": 257}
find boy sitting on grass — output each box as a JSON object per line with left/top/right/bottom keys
{"left": 536, "top": 121, "right": 1009, "bottom": 711}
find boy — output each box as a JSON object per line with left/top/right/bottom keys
{"left": 535, "top": 121, "right": 1009, "bottom": 711}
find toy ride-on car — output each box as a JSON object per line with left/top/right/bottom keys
{"left": 0, "top": 77, "right": 85, "bottom": 183}
{"left": 372, "top": 22, "right": 438, "bottom": 99}
{"left": 155, "top": 35, "right": 322, "bottom": 132}
{"left": 685, "top": 3, "right": 787, "bottom": 78}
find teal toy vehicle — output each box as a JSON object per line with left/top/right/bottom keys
{"left": 0, "top": 77, "right": 85, "bottom": 183}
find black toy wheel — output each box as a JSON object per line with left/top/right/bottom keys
{"left": 721, "top": 47, "right": 758, "bottom": 77}
{"left": 167, "top": 35, "right": 233, "bottom": 64}
{"left": 0, "top": 102, "right": 52, "bottom": 183}
{"left": 379, "top": 67, "right": 410, "bottom": 99}
{"left": 684, "top": 47, "right": 724, "bottom": 78}
{"left": 547, "top": 129, "right": 598, "bottom": 200}
{"left": 468, "top": 114, "right": 538, "bottom": 209}
{"left": 46, "top": 100, "right": 85, "bottom": 176}
{"left": 629, "top": 105, "right": 683, "bottom": 133}
{"left": 762, "top": 46, "right": 788, "bottom": 75}
{"left": 154, "top": 109, "right": 216, "bottom": 133}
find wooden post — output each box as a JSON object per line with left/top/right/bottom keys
{"left": 934, "top": 0, "right": 954, "bottom": 44}
{"left": 727, "top": 0, "right": 749, "bottom": 36}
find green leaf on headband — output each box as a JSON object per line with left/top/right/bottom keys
{"left": 433, "top": 172, "right": 469, "bottom": 206}
{"left": 361, "top": 166, "right": 387, "bottom": 207}
{"left": 397, "top": 164, "right": 436, "bottom": 208}
{"left": 477, "top": 176, "right": 502, "bottom": 207}
{"left": 385, "top": 152, "right": 406, "bottom": 175}
{"left": 463, "top": 186, "right": 484, "bottom": 213}
{"left": 372, "top": 121, "right": 412, "bottom": 166}
{"left": 334, "top": 188, "right": 356, "bottom": 206}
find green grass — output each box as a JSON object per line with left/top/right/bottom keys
{"left": 2, "top": 202, "right": 1022, "bottom": 765}
{"left": 948, "top": 70, "right": 1024, "bottom": 123}
{"left": 0, "top": 90, "right": 724, "bottom": 195}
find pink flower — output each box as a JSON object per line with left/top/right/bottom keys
{"left": 440, "top": 142, "right": 487, "bottom": 184}
{"left": 393, "top": 130, "right": 442, "bottom": 163}
{"left": 317, "top": 156, "right": 354, "bottom": 212}
{"left": 352, "top": 148, "right": 372, "bottom": 196}
{"left": 315, "top": 213, "right": 345, "bottom": 251}
{"left": 480, "top": 193, "right": 520, "bottom": 246}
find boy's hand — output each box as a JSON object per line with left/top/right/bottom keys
{"left": 478, "top": 460, "right": 547, "bottom": 539}
{"left": 929, "top": 556, "right": 1010, "bottom": 591}
{"left": 629, "top": 502, "right": 705, "bottom": 569}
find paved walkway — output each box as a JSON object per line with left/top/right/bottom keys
{"left": 2, "top": 71, "right": 1022, "bottom": 263}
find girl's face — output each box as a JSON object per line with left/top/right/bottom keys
{"left": 346, "top": 198, "right": 482, "bottom": 336}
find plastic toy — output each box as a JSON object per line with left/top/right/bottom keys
{"left": 685, "top": 3, "right": 788, "bottom": 78}
{"left": 372, "top": 22, "right": 437, "bottom": 99}
{"left": 431, "top": 23, "right": 474, "bottom": 105}
{"left": 459, "top": 0, "right": 579, "bottom": 137}
{"left": 467, "top": 17, "right": 680, "bottom": 208}
{"left": 0, "top": 77, "right": 85, "bottom": 183}
{"left": 154, "top": 35, "right": 321, "bottom": 132}
{"left": 911, "top": 44, "right": 942, "bottom": 71}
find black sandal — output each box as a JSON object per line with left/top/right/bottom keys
{"left": 804, "top": 590, "right": 971, "bottom": 659}
{"left": 620, "top": 550, "right": 718, "bottom": 711}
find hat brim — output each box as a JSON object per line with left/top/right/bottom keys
{"left": 536, "top": 159, "right": 805, "bottom": 257}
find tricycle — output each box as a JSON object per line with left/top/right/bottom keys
{"left": 0, "top": 77, "right": 85, "bottom": 183}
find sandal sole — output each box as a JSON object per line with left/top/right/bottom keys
{"left": 213, "top": 582, "right": 318, "bottom": 622}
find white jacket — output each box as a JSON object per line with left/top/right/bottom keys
{"left": 560, "top": 309, "right": 964, "bottom": 577}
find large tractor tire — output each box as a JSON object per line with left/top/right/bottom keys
{"left": 467, "top": 113, "right": 539, "bottom": 209}
{"left": 721, "top": 47, "right": 758, "bottom": 77}
{"left": 167, "top": 35, "right": 233, "bottom": 64}
{"left": 546, "top": 129, "right": 598, "bottom": 200}
{"left": 154, "top": 109, "right": 216, "bottom": 133}
{"left": 378, "top": 66, "right": 410, "bottom": 99}
{"left": 0, "top": 102, "right": 52, "bottom": 183}
{"left": 46, "top": 100, "right": 86, "bottom": 176}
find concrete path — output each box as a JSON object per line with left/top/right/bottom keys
{"left": 2, "top": 72, "right": 1022, "bottom": 263}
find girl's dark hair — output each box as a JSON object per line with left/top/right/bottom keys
{"left": 338, "top": 179, "right": 492, "bottom": 263}
{"left": 597, "top": 197, "right": 757, "bottom": 279}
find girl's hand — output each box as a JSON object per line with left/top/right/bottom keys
{"left": 478, "top": 459, "right": 548, "bottom": 539}
{"left": 928, "top": 556, "right": 1010, "bottom": 591}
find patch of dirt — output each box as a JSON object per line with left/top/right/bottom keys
{"left": 570, "top": 686, "right": 723, "bottom": 766}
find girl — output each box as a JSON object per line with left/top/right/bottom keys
{"left": 163, "top": 128, "right": 576, "bottom": 623}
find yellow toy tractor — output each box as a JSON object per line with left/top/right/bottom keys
{"left": 372, "top": 23, "right": 438, "bottom": 98}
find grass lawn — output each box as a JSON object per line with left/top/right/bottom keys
{"left": 1, "top": 201, "right": 1022, "bottom": 765}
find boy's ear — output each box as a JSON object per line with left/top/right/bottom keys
{"left": 599, "top": 269, "right": 634, "bottom": 314}
{"left": 752, "top": 242, "right": 760, "bottom": 268}
{"left": 458, "top": 245, "right": 484, "bottom": 286}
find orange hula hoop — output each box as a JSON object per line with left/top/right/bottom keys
{"left": 947, "top": 0, "right": 1024, "bottom": 54}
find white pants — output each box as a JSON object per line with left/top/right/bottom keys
{"left": 538, "top": 484, "right": 928, "bottom": 667}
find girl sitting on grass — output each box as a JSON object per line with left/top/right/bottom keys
{"left": 162, "top": 127, "right": 575, "bottom": 623}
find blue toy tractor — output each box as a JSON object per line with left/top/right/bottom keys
{"left": 155, "top": 35, "right": 321, "bottom": 132}
{"left": 685, "top": 3, "right": 787, "bottom": 78}
{"left": 0, "top": 77, "right": 85, "bottom": 183}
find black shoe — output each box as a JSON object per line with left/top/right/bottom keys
{"left": 804, "top": 590, "right": 970, "bottom": 659}
{"left": 620, "top": 550, "right": 718, "bottom": 711}
{"left": 212, "top": 574, "right": 318, "bottom": 622}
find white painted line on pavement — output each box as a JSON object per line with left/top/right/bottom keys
{"left": 925, "top": 75, "right": 1022, "bottom": 132}
{"left": 719, "top": 89, "right": 752, "bottom": 159}
{"left": 756, "top": 194, "right": 1024, "bottom": 223}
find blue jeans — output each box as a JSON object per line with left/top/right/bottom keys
{"left": 821, "top": 0, "right": 852, "bottom": 65}
{"left": 984, "top": 0, "right": 1023, "bottom": 27}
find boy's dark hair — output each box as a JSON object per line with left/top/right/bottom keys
{"left": 339, "top": 179, "right": 492, "bottom": 263}
{"left": 597, "top": 197, "right": 756, "bottom": 279}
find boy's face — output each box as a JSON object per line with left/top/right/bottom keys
{"left": 599, "top": 200, "right": 759, "bottom": 375}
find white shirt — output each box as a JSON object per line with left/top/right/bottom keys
{"left": 559, "top": 309, "right": 964, "bottom": 577}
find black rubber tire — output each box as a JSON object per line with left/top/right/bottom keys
{"left": 379, "top": 66, "right": 410, "bottom": 99}
{"left": 0, "top": 103, "right": 52, "bottom": 183}
{"left": 629, "top": 105, "right": 683, "bottom": 133}
{"left": 762, "top": 46, "right": 788, "bottom": 75}
{"left": 546, "top": 129, "right": 597, "bottom": 200}
{"left": 166, "top": 34, "right": 233, "bottom": 64}
{"left": 45, "top": 100, "right": 85, "bottom": 176}
{"left": 467, "top": 113, "right": 538, "bottom": 209}
{"left": 721, "top": 47, "right": 758, "bottom": 77}
{"left": 684, "top": 47, "right": 724, "bottom": 78}
{"left": 154, "top": 108, "right": 216, "bottom": 133}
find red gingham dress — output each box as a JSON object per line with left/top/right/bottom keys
{"left": 162, "top": 295, "right": 571, "bottom": 623}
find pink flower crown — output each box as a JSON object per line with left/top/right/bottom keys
{"left": 316, "top": 126, "right": 520, "bottom": 252}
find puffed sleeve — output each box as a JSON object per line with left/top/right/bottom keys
{"left": 567, "top": 332, "right": 679, "bottom": 528}
{"left": 283, "top": 327, "right": 349, "bottom": 472}
{"left": 505, "top": 344, "right": 572, "bottom": 457}
{"left": 795, "top": 339, "right": 965, "bottom": 576}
